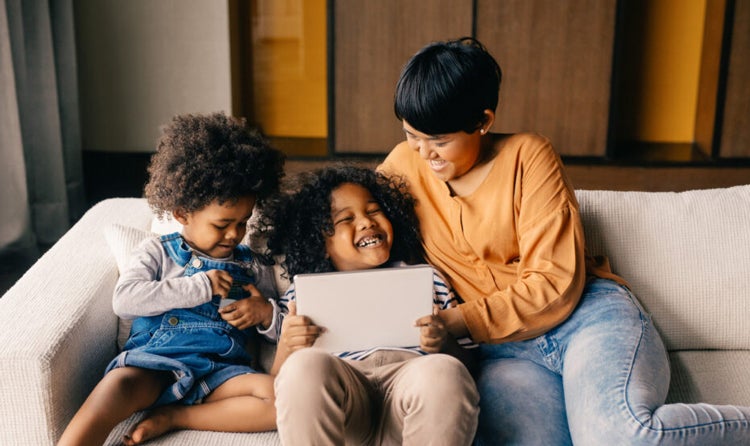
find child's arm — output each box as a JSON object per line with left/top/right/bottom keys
{"left": 113, "top": 238, "right": 214, "bottom": 319}
{"left": 269, "top": 302, "right": 323, "bottom": 375}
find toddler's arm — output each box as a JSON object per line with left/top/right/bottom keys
{"left": 113, "top": 238, "right": 213, "bottom": 319}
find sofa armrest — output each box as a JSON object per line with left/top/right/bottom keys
{"left": 0, "top": 198, "right": 153, "bottom": 445}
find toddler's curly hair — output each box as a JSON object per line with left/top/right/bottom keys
{"left": 144, "top": 112, "right": 285, "bottom": 215}
{"left": 258, "top": 165, "right": 424, "bottom": 278}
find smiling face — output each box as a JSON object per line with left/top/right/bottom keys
{"left": 402, "top": 120, "right": 485, "bottom": 183}
{"left": 173, "top": 195, "right": 256, "bottom": 258}
{"left": 324, "top": 183, "right": 394, "bottom": 271}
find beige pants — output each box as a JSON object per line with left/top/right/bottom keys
{"left": 274, "top": 348, "right": 479, "bottom": 445}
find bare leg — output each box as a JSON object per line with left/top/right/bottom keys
{"left": 124, "top": 373, "right": 276, "bottom": 445}
{"left": 57, "top": 367, "right": 170, "bottom": 446}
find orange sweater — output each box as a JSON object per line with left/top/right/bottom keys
{"left": 380, "top": 133, "right": 624, "bottom": 344}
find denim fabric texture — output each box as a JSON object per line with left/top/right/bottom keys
{"left": 475, "top": 279, "right": 750, "bottom": 446}
{"left": 106, "top": 233, "right": 259, "bottom": 407}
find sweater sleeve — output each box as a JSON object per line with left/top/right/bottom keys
{"left": 112, "top": 237, "right": 212, "bottom": 319}
{"left": 459, "top": 141, "right": 587, "bottom": 343}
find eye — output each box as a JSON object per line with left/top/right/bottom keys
{"left": 333, "top": 216, "right": 354, "bottom": 225}
{"left": 366, "top": 207, "right": 382, "bottom": 215}
{"left": 213, "top": 224, "right": 229, "bottom": 230}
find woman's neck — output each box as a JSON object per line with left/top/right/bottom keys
{"left": 447, "top": 135, "right": 498, "bottom": 197}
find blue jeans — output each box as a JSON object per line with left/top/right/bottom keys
{"left": 475, "top": 279, "right": 750, "bottom": 445}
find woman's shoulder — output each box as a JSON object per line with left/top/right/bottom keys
{"left": 497, "top": 132, "right": 554, "bottom": 152}
{"left": 494, "top": 132, "right": 560, "bottom": 165}
{"left": 380, "top": 140, "right": 419, "bottom": 173}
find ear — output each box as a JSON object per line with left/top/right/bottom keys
{"left": 479, "top": 109, "right": 495, "bottom": 134}
{"left": 172, "top": 208, "right": 190, "bottom": 225}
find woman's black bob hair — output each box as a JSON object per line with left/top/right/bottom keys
{"left": 394, "top": 37, "right": 502, "bottom": 135}
{"left": 257, "top": 165, "right": 424, "bottom": 278}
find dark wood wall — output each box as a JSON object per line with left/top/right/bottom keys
{"left": 329, "top": 0, "right": 750, "bottom": 162}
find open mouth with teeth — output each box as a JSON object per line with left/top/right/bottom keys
{"left": 356, "top": 234, "right": 383, "bottom": 248}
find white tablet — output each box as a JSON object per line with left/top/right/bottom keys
{"left": 293, "top": 265, "right": 434, "bottom": 353}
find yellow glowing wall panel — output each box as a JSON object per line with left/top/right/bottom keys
{"left": 251, "top": 0, "right": 327, "bottom": 137}
{"left": 621, "top": 0, "right": 706, "bottom": 142}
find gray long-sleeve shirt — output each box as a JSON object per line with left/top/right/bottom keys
{"left": 113, "top": 236, "right": 281, "bottom": 341}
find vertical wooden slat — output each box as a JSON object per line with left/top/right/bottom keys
{"left": 332, "top": 0, "right": 473, "bottom": 154}
{"left": 693, "top": 0, "right": 727, "bottom": 157}
{"left": 476, "top": 0, "right": 617, "bottom": 156}
{"left": 718, "top": 0, "right": 750, "bottom": 158}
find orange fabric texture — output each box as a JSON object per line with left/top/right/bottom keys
{"left": 380, "top": 133, "right": 626, "bottom": 344}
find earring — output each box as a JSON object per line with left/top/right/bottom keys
{"left": 480, "top": 128, "right": 486, "bottom": 135}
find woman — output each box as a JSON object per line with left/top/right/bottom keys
{"left": 379, "top": 37, "right": 750, "bottom": 445}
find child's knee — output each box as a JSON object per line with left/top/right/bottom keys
{"left": 406, "top": 355, "right": 478, "bottom": 404}
{"left": 103, "top": 366, "right": 166, "bottom": 398}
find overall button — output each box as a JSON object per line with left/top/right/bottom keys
{"left": 167, "top": 316, "right": 179, "bottom": 326}
{"left": 191, "top": 257, "right": 203, "bottom": 268}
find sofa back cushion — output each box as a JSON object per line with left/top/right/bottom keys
{"left": 576, "top": 185, "right": 750, "bottom": 351}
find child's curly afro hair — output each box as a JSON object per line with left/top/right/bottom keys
{"left": 144, "top": 112, "right": 285, "bottom": 215}
{"left": 258, "top": 165, "right": 424, "bottom": 278}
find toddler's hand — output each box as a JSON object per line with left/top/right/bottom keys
{"left": 415, "top": 305, "right": 447, "bottom": 353}
{"left": 219, "top": 284, "right": 273, "bottom": 330}
{"left": 206, "top": 269, "right": 233, "bottom": 298}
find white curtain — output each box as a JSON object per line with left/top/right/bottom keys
{"left": 0, "top": 0, "right": 85, "bottom": 256}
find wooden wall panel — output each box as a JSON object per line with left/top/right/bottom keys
{"left": 718, "top": 0, "right": 750, "bottom": 158}
{"left": 332, "top": 0, "right": 472, "bottom": 154}
{"left": 694, "top": 0, "right": 727, "bottom": 157}
{"left": 476, "top": 0, "right": 617, "bottom": 156}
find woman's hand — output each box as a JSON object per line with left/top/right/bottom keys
{"left": 415, "top": 305, "right": 448, "bottom": 353}
{"left": 219, "top": 284, "right": 273, "bottom": 330}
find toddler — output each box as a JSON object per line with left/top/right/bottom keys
{"left": 58, "top": 112, "right": 285, "bottom": 445}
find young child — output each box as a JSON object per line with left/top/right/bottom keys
{"left": 58, "top": 112, "right": 286, "bottom": 446}
{"left": 259, "top": 165, "right": 479, "bottom": 445}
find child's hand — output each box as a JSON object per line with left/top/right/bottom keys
{"left": 278, "top": 302, "right": 323, "bottom": 354}
{"left": 270, "top": 302, "right": 324, "bottom": 376}
{"left": 219, "top": 284, "right": 273, "bottom": 330}
{"left": 206, "top": 269, "right": 233, "bottom": 298}
{"left": 415, "top": 305, "right": 447, "bottom": 353}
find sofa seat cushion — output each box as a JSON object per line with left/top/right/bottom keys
{"left": 107, "top": 412, "right": 280, "bottom": 445}
{"left": 666, "top": 350, "right": 750, "bottom": 406}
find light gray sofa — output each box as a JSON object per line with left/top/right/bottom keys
{"left": 1, "top": 185, "right": 749, "bottom": 445}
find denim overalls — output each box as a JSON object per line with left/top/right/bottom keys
{"left": 106, "top": 233, "right": 260, "bottom": 407}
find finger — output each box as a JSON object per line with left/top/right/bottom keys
{"left": 288, "top": 301, "right": 297, "bottom": 316}
{"left": 414, "top": 314, "right": 433, "bottom": 327}
{"left": 243, "top": 283, "right": 262, "bottom": 296}
{"left": 219, "top": 303, "right": 236, "bottom": 313}
{"left": 433, "top": 304, "right": 440, "bottom": 316}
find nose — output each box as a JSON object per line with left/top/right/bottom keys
{"left": 414, "top": 142, "right": 432, "bottom": 160}
{"left": 225, "top": 226, "right": 238, "bottom": 241}
{"left": 356, "top": 214, "right": 376, "bottom": 230}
